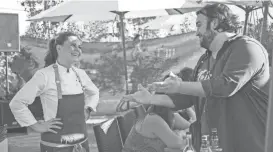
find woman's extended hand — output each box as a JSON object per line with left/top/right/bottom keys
{"left": 122, "top": 84, "right": 152, "bottom": 105}
{"left": 30, "top": 118, "right": 63, "bottom": 134}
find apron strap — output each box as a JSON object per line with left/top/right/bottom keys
{"left": 71, "top": 67, "right": 85, "bottom": 91}
{"left": 53, "top": 64, "right": 85, "bottom": 99}
{"left": 53, "top": 64, "right": 63, "bottom": 99}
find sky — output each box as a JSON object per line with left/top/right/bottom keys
{"left": 0, "top": 0, "right": 270, "bottom": 36}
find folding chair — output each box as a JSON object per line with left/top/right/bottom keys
{"left": 93, "top": 109, "right": 138, "bottom": 152}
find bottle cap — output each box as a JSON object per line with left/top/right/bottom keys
{"left": 202, "top": 135, "right": 209, "bottom": 140}
{"left": 211, "top": 128, "right": 217, "bottom": 132}
{"left": 186, "top": 132, "right": 192, "bottom": 138}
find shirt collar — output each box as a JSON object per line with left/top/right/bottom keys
{"left": 209, "top": 32, "right": 236, "bottom": 58}
{"left": 55, "top": 62, "right": 72, "bottom": 73}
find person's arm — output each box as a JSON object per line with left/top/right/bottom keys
{"left": 146, "top": 114, "right": 186, "bottom": 149}
{"left": 185, "top": 107, "right": 196, "bottom": 124}
{"left": 173, "top": 113, "right": 191, "bottom": 130}
{"left": 81, "top": 70, "right": 100, "bottom": 112}
{"left": 123, "top": 84, "right": 194, "bottom": 110}
{"left": 9, "top": 70, "right": 46, "bottom": 127}
{"left": 151, "top": 94, "right": 194, "bottom": 111}
{"left": 175, "top": 40, "right": 267, "bottom": 99}
{"left": 153, "top": 74, "right": 206, "bottom": 97}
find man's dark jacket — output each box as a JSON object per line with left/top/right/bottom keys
{"left": 168, "top": 35, "right": 269, "bottom": 152}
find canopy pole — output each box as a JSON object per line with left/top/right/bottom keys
{"left": 243, "top": 9, "right": 250, "bottom": 35}
{"left": 265, "top": 50, "right": 273, "bottom": 152}
{"left": 111, "top": 11, "right": 129, "bottom": 95}
{"left": 260, "top": 1, "right": 269, "bottom": 43}
{"left": 5, "top": 52, "right": 9, "bottom": 98}
{"left": 264, "top": 1, "right": 272, "bottom": 152}
{"left": 119, "top": 12, "right": 129, "bottom": 95}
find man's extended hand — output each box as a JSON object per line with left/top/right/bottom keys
{"left": 122, "top": 84, "right": 152, "bottom": 105}
{"left": 152, "top": 72, "right": 183, "bottom": 94}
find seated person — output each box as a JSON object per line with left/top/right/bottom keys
{"left": 121, "top": 68, "right": 197, "bottom": 152}
{"left": 122, "top": 88, "right": 188, "bottom": 152}
{"left": 160, "top": 67, "right": 196, "bottom": 125}
{"left": 173, "top": 67, "right": 196, "bottom": 124}
{"left": 178, "top": 107, "right": 196, "bottom": 124}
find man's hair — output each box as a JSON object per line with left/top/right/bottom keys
{"left": 196, "top": 3, "right": 240, "bottom": 33}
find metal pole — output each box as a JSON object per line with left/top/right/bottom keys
{"left": 117, "top": 12, "right": 129, "bottom": 95}
{"left": 264, "top": 2, "right": 273, "bottom": 152}
{"left": 260, "top": 1, "right": 269, "bottom": 43}
{"left": 265, "top": 51, "right": 273, "bottom": 152}
{"left": 5, "top": 52, "right": 9, "bottom": 98}
{"left": 243, "top": 9, "right": 250, "bottom": 35}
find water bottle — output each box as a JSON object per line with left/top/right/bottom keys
{"left": 210, "top": 128, "right": 222, "bottom": 152}
{"left": 200, "top": 135, "right": 210, "bottom": 152}
{"left": 183, "top": 132, "right": 196, "bottom": 152}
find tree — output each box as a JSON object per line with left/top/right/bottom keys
{"left": 81, "top": 50, "right": 125, "bottom": 95}
{"left": 245, "top": 17, "right": 273, "bottom": 64}
{"left": 0, "top": 52, "right": 18, "bottom": 98}
{"left": 22, "top": 0, "right": 64, "bottom": 39}
{"left": 129, "top": 46, "right": 179, "bottom": 93}
{"left": 0, "top": 46, "right": 40, "bottom": 99}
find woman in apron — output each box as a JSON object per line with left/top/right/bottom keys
{"left": 9, "top": 31, "right": 100, "bottom": 152}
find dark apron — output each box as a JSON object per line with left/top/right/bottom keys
{"left": 40, "top": 64, "right": 89, "bottom": 152}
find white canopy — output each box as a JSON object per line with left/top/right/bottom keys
{"left": 27, "top": 0, "right": 206, "bottom": 22}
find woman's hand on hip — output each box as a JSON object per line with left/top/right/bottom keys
{"left": 85, "top": 108, "right": 92, "bottom": 121}
{"left": 29, "top": 118, "right": 63, "bottom": 134}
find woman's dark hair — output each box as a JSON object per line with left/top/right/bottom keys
{"left": 147, "top": 105, "right": 175, "bottom": 129}
{"left": 196, "top": 3, "right": 240, "bottom": 33}
{"left": 44, "top": 31, "right": 77, "bottom": 67}
{"left": 148, "top": 67, "right": 194, "bottom": 128}
{"left": 177, "top": 67, "right": 194, "bottom": 81}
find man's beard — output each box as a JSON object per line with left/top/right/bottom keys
{"left": 200, "top": 30, "right": 217, "bottom": 50}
